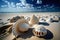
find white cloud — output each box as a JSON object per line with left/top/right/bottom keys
{"left": 20, "top": 0, "right": 26, "bottom": 5}
{"left": 2, "top": 0, "right": 28, "bottom": 8}
{"left": 2, "top": 0, "right": 9, "bottom": 4}
{"left": 16, "top": 3, "right": 22, "bottom": 8}
{"left": 1, "top": 0, "right": 34, "bottom": 8}
{"left": 2, "top": 0, "right": 10, "bottom": 8}
{"left": 1, "top": 5, "right": 8, "bottom": 8}
{"left": 37, "top": 0, "right": 42, "bottom": 4}
{"left": 10, "top": 2, "right": 15, "bottom": 8}
{"left": 16, "top": 3, "right": 22, "bottom": 6}
{"left": 2, "top": 0, "right": 16, "bottom": 8}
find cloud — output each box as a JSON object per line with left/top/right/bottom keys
{"left": 2, "top": 0, "right": 10, "bottom": 7}
{"left": 1, "top": 5, "right": 7, "bottom": 7}
{"left": 1, "top": 0, "right": 34, "bottom": 8}
{"left": 37, "top": 0, "right": 42, "bottom": 4}
{"left": 2, "top": 0, "right": 9, "bottom": 4}
{"left": 20, "top": 0, "right": 26, "bottom": 5}
{"left": 10, "top": 2, "right": 15, "bottom": 8}
{"left": 2, "top": 0, "right": 16, "bottom": 8}
{"left": 1, "top": 0, "right": 28, "bottom": 8}
{"left": 16, "top": 3, "right": 25, "bottom": 8}
{"left": 16, "top": 3, "right": 22, "bottom": 6}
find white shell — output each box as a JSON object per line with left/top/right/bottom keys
{"left": 12, "top": 19, "right": 30, "bottom": 36}
{"left": 46, "top": 15, "right": 59, "bottom": 22}
{"left": 18, "top": 23, "right": 30, "bottom": 32}
{"left": 29, "top": 15, "right": 39, "bottom": 26}
{"left": 33, "top": 24, "right": 47, "bottom": 36}
{"left": 52, "top": 16, "right": 59, "bottom": 21}
{"left": 25, "top": 16, "right": 30, "bottom": 21}
{"left": 39, "top": 18, "right": 46, "bottom": 22}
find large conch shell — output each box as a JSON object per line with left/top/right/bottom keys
{"left": 12, "top": 19, "right": 30, "bottom": 36}
{"left": 29, "top": 15, "right": 39, "bottom": 26}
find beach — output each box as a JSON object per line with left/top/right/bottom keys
{"left": 0, "top": 12, "right": 60, "bottom": 40}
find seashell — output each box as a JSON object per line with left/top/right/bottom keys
{"left": 33, "top": 24, "right": 47, "bottom": 36}
{"left": 20, "top": 16, "right": 24, "bottom": 19}
{"left": 12, "top": 19, "right": 30, "bottom": 36}
{"left": 39, "top": 18, "right": 46, "bottom": 22}
{"left": 25, "top": 16, "right": 30, "bottom": 21}
{"left": 52, "top": 16, "right": 59, "bottom": 21}
{"left": 29, "top": 15, "right": 39, "bottom": 26}
{"left": 47, "top": 15, "right": 59, "bottom": 22}
{"left": 10, "top": 16, "right": 20, "bottom": 23}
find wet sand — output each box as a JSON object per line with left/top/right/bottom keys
{"left": 0, "top": 12, "right": 60, "bottom": 40}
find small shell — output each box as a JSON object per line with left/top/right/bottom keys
{"left": 33, "top": 24, "right": 47, "bottom": 36}
{"left": 29, "top": 15, "right": 39, "bottom": 26}
{"left": 52, "top": 16, "right": 59, "bottom": 21}
{"left": 10, "top": 16, "right": 20, "bottom": 23}
{"left": 39, "top": 18, "right": 46, "bottom": 22}
{"left": 25, "top": 16, "right": 30, "bottom": 21}
{"left": 20, "top": 16, "right": 24, "bottom": 19}
{"left": 12, "top": 19, "right": 30, "bottom": 36}
{"left": 47, "top": 15, "right": 59, "bottom": 22}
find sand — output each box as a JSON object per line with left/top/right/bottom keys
{"left": 0, "top": 12, "right": 60, "bottom": 40}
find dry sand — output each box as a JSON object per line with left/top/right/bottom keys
{"left": 0, "top": 12, "right": 60, "bottom": 40}
{"left": 3, "top": 22, "right": 60, "bottom": 40}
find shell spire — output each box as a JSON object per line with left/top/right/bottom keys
{"left": 29, "top": 15, "right": 39, "bottom": 26}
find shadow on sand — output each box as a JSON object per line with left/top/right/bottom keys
{"left": 38, "top": 22, "right": 50, "bottom": 26}
{"left": 38, "top": 29, "right": 54, "bottom": 39}
{"left": 16, "top": 29, "right": 53, "bottom": 40}
{"left": 0, "top": 25, "right": 12, "bottom": 34}
{"left": 51, "top": 20, "right": 59, "bottom": 23}
{"left": 16, "top": 28, "right": 34, "bottom": 39}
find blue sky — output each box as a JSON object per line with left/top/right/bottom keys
{"left": 0, "top": 0, "right": 60, "bottom": 7}
{"left": 0, "top": 0, "right": 21, "bottom": 8}
{"left": 0, "top": 0, "right": 60, "bottom": 12}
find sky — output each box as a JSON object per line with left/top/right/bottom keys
{"left": 0, "top": 0, "right": 60, "bottom": 12}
